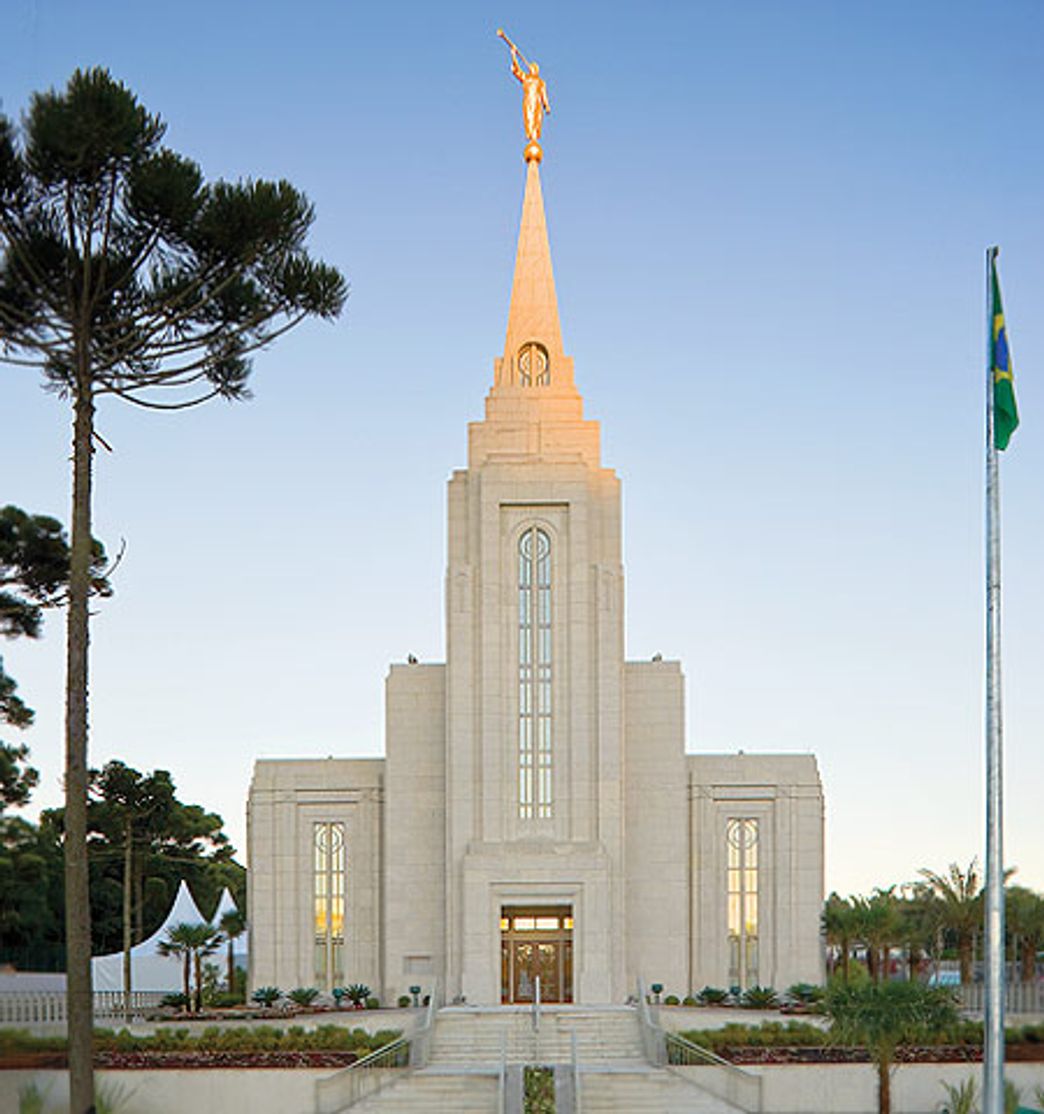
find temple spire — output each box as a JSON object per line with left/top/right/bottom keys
{"left": 501, "top": 160, "right": 565, "bottom": 377}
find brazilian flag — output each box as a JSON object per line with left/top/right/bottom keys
{"left": 991, "top": 254, "right": 1018, "bottom": 450}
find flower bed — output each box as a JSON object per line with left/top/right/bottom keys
{"left": 707, "top": 1045, "right": 1044, "bottom": 1065}
{"left": 0, "top": 1023, "right": 403, "bottom": 1071}
{"left": 1, "top": 1049, "right": 365, "bottom": 1070}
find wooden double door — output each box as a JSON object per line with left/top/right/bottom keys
{"left": 500, "top": 905, "right": 573, "bottom": 1004}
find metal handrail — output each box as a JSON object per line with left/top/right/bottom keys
{"left": 635, "top": 979, "right": 762, "bottom": 1113}
{"left": 315, "top": 979, "right": 439, "bottom": 1114}
{"left": 662, "top": 1028, "right": 763, "bottom": 1112}
{"left": 314, "top": 1036, "right": 410, "bottom": 1114}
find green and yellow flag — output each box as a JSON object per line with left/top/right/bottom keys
{"left": 991, "top": 253, "right": 1018, "bottom": 450}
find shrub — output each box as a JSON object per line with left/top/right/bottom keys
{"left": 160, "top": 992, "right": 189, "bottom": 1009}
{"left": 288, "top": 987, "right": 320, "bottom": 1007}
{"left": 697, "top": 986, "right": 728, "bottom": 1005}
{"left": 332, "top": 986, "right": 347, "bottom": 1007}
{"left": 786, "top": 982, "right": 825, "bottom": 1005}
{"left": 365, "top": 996, "right": 380, "bottom": 1010}
{"left": 741, "top": 985, "right": 779, "bottom": 1009}
{"left": 208, "top": 991, "right": 244, "bottom": 1009}
{"left": 682, "top": 996, "right": 698, "bottom": 1007}
{"left": 251, "top": 986, "right": 282, "bottom": 1007}
{"left": 938, "top": 1077, "right": 978, "bottom": 1114}
{"left": 678, "top": 1020, "right": 826, "bottom": 1053}
{"left": 397, "top": 995, "right": 411, "bottom": 1008}
{"left": 664, "top": 994, "right": 680, "bottom": 1006}
{"left": 19, "top": 1082, "right": 47, "bottom": 1114}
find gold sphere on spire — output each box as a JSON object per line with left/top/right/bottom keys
{"left": 524, "top": 140, "right": 543, "bottom": 163}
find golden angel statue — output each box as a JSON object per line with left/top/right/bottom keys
{"left": 498, "top": 29, "right": 551, "bottom": 160}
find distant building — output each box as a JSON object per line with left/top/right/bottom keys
{"left": 248, "top": 151, "right": 824, "bottom": 1005}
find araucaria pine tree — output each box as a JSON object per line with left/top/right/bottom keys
{"left": 0, "top": 68, "right": 346, "bottom": 1113}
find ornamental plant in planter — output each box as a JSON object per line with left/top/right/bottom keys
{"left": 251, "top": 986, "right": 282, "bottom": 1008}
{"left": 697, "top": 986, "right": 728, "bottom": 1006}
{"left": 345, "top": 983, "right": 371, "bottom": 1009}
{"left": 741, "top": 985, "right": 780, "bottom": 1009}
{"left": 288, "top": 987, "right": 320, "bottom": 1008}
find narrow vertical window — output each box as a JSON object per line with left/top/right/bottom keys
{"left": 314, "top": 821, "right": 345, "bottom": 989}
{"left": 726, "top": 818, "right": 759, "bottom": 989}
{"left": 519, "top": 527, "right": 552, "bottom": 818}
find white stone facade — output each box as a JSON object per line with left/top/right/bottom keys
{"left": 247, "top": 159, "right": 824, "bottom": 1004}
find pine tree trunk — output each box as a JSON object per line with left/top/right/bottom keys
{"left": 134, "top": 858, "right": 143, "bottom": 943}
{"left": 227, "top": 939, "right": 235, "bottom": 996}
{"left": 65, "top": 388, "right": 96, "bottom": 1114}
{"left": 123, "top": 817, "right": 133, "bottom": 1023}
{"left": 877, "top": 1060, "right": 891, "bottom": 1114}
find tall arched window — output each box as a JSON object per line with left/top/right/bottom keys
{"left": 314, "top": 821, "right": 345, "bottom": 989}
{"left": 726, "top": 818, "right": 759, "bottom": 989}
{"left": 519, "top": 527, "right": 552, "bottom": 819}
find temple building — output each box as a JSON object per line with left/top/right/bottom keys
{"left": 247, "top": 145, "right": 825, "bottom": 1007}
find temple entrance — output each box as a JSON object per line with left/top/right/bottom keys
{"left": 500, "top": 905, "right": 573, "bottom": 1004}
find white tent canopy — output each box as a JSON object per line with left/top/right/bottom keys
{"left": 91, "top": 879, "right": 209, "bottom": 993}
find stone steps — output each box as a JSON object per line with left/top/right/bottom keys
{"left": 580, "top": 1069, "right": 744, "bottom": 1113}
{"left": 347, "top": 1070, "right": 498, "bottom": 1113}
{"left": 317, "top": 1007, "right": 745, "bottom": 1113}
{"left": 430, "top": 1009, "right": 644, "bottom": 1064}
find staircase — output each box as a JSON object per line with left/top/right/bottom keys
{"left": 345, "top": 1070, "right": 498, "bottom": 1113}
{"left": 315, "top": 1005, "right": 751, "bottom": 1113}
{"left": 581, "top": 1068, "right": 745, "bottom": 1113}
{"left": 431, "top": 1005, "right": 646, "bottom": 1065}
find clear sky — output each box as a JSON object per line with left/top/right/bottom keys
{"left": 2, "top": 0, "right": 1042, "bottom": 900}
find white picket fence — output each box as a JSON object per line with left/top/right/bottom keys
{"left": 0, "top": 990, "right": 167, "bottom": 1026}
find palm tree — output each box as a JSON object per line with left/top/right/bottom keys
{"left": 897, "top": 883, "right": 942, "bottom": 982}
{"left": 1006, "top": 886, "right": 1044, "bottom": 984}
{"left": 918, "top": 860, "right": 983, "bottom": 986}
{"left": 852, "top": 890, "right": 904, "bottom": 984}
{"left": 158, "top": 922, "right": 223, "bottom": 1012}
{"left": 219, "top": 909, "right": 247, "bottom": 997}
{"left": 822, "top": 893, "right": 859, "bottom": 982}
{"left": 156, "top": 923, "right": 193, "bottom": 1009}
{"left": 824, "top": 978, "right": 958, "bottom": 1114}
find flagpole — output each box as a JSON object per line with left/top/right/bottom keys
{"left": 983, "top": 244, "right": 1005, "bottom": 1114}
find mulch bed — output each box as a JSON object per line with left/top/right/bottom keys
{"left": 1, "top": 1050, "right": 363, "bottom": 1070}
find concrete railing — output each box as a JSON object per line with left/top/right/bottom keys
{"left": 0, "top": 990, "right": 167, "bottom": 1026}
